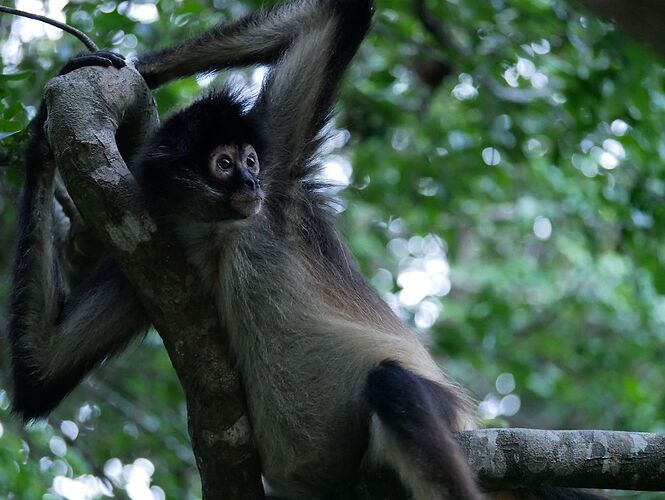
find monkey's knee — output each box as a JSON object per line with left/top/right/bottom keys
{"left": 364, "top": 360, "right": 481, "bottom": 499}
{"left": 11, "top": 359, "right": 89, "bottom": 422}
{"left": 365, "top": 360, "right": 463, "bottom": 438}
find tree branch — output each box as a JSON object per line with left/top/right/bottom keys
{"left": 576, "top": 0, "right": 665, "bottom": 58}
{"left": 458, "top": 428, "right": 665, "bottom": 492}
{"left": 42, "top": 63, "right": 263, "bottom": 500}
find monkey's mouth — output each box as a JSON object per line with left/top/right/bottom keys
{"left": 229, "top": 191, "right": 264, "bottom": 218}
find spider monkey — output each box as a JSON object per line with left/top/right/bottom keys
{"left": 7, "top": 1, "right": 605, "bottom": 499}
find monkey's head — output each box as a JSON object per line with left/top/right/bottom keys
{"left": 136, "top": 89, "right": 265, "bottom": 224}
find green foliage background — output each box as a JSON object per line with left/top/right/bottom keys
{"left": 0, "top": 0, "right": 663, "bottom": 498}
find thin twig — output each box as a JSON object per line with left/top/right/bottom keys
{"left": 0, "top": 6, "right": 98, "bottom": 52}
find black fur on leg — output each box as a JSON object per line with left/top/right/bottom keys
{"left": 366, "top": 360, "right": 481, "bottom": 499}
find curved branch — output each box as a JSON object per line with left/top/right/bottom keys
{"left": 42, "top": 63, "right": 263, "bottom": 500}
{"left": 0, "top": 6, "right": 98, "bottom": 52}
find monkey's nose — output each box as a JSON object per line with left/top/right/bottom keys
{"left": 244, "top": 178, "right": 257, "bottom": 191}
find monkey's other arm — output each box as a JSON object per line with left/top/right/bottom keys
{"left": 251, "top": 0, "right": 374, "bottom": 181}
{"left": 136, "top": 0, "right": 373, "bottom": 194}
{"left": 8, "top": 53, "right": 149, "bottom": 421}
{"left": 136, "top": 0, "right": 337, "bottom": 89}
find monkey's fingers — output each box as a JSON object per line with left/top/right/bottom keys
{"left": 58, "top": 52, "right": 126, "bottom": 76}
{"left": 92, "top": 51, "right": 126, "bottom": 69}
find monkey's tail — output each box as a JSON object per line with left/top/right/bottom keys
{"left": 365, "top": 360, "right": 483, "bottom": 500}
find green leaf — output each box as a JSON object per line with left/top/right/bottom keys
{"left": 0, "top": 71, "right": 31, "bottom": 81}
{"left": 0, "top": 130, "right": 20, "bottom": 140}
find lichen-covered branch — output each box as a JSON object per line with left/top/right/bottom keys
{"left": 42, "top": 64, "right": 263, "bottom": 500}
{"left": 457, "top": 428, "right": 665, "bottom": 492}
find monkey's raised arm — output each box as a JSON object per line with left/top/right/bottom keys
{"left": 251, "top": 0, "right": 374, "bottom": 182}
{"left": 8, "top": 55, "right": 150, "bottom": 421}
{"left": 136, "top": 1, "right": 328, "bottom": 89}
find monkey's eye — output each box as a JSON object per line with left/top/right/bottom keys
{"left": 216, "top": 157, "right": 233, "bottom": 171}
{"left": 245, "top": 152, "right": 259, "bottom": 175}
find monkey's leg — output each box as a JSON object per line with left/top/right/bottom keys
{"left": 10, "top": 256, "right": 148, "bottom": 421}
{"left": 365, "top": 360, "right": 483, "bottom": 500}
{"left": 9, "top": 154, "right": 147, "bottom": 421}
{"left": 9, "top": 138, "right": 147, "bottom": 421}
{"left": 136, "top": 0, "right": 329, "bottom": 89}
{"left": 8, "top": 52, "right": 148, "bottom": 421}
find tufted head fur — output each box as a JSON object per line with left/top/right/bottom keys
{"left": 135, "top": 88, "right": 265, "bottom": 223}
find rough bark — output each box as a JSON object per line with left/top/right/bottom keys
{"left": 43, "top": 64, "right": 264, "bottom": 500}
{"left": 577, "top": 1, "right": 665, "bottom": 58}
{"left": 458, "top": 428, "right": 665, "bottom": 492}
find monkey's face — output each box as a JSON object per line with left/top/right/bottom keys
{"left": 208, "top": 143, "right": 264, "bottom": 219}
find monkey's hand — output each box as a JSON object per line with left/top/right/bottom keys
{"left": 57, "top": 51, "right": 126, "bottom": 76}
